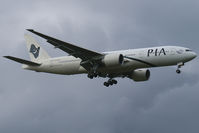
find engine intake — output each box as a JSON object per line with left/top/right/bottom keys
{"left": 102, "top": 54, "right": 124, "bottom": 67}
{"left": 130, "top": 69, "right": 150, "bottom": 82}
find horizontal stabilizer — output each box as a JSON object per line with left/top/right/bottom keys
{"left": 3, "top": 56, "right": 41, "bottom": 66}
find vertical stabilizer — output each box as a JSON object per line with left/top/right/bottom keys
{"left": 24, "top": 34, "right": 50, "bottom": 63}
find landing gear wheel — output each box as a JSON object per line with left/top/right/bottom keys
{"left": 93, "top": 73, "right": 98, "bottom": 78}
{"left": 176, "top": 69, "right": 181, "bottom": 74}
{"left": 88, "top": 71, "right": 98, "bottom": 79}
{"left": 87, "top": 74, "right": 94, "bottom": 79}
{"left": 103, "top": 79, "right": 118, "bottom": 87}
{"left": 109, "top": 81, "right": 113, "bottom": 85}
{"left": 104, "top": 82, "right": 109, "bottom": 87}
{"left": 108, "top": 79, "right": 114, "bottom": 85}
{"left": 112, "top": 80, "right": 117, "bottom": 84}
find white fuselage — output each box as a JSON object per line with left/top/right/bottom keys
{"left": 23, "top": 46, "right": 197, "bottom": 75}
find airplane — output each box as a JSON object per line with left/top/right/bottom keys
{"left": 4, "top": 29, "right": 197, "bottom": 87}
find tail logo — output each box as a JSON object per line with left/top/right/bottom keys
{"left": 30, "top": 44, "right": 40, "bottom": 58}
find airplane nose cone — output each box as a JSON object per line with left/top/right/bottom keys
{"left": 192, "top": 52, "right": 197, "bottom": 59}
{"left": 184, "top": 51, "right": 197, "bottom": 62}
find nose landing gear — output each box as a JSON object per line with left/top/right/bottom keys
{"left": 176, "top": 69, "right": 181, "bottom": 74}
{"left": 176, "top": 62, "right": 184, "bottom": 74}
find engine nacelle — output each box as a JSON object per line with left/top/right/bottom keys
{"left": 102, "top": 54, "right": 124, "bottom": 67}
{"left": 130, "top": 69, "right": 150, "bottom": 82}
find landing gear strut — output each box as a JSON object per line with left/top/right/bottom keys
{"left": 103, "top": 79, "right": 117, "bottom": 87}
{"left": 176, "top": 62, "right": 184, "bottom": 74}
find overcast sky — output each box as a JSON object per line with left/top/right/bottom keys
{"left": 0, "top": 0, "right": 199, "bottom": 133}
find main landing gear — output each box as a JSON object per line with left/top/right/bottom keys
{"left": 103, "top": 79, "right": 117, "bottom": 87}
{"left": 87, "top": 72, "right": 118, "bottom": 87}
{"left": 87, "top": 65, "right": 99, "bottom": 79}
{"left": 87, "top": 73, "right": 98, "bottom": 79}
{"left": 176, "top": 62, "right": 184, "bottom": 74}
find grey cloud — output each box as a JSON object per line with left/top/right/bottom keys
{"left": 0, "top": 0, "right": 199, "bottom": 133}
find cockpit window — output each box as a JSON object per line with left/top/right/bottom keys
{"left": 185, "top": 49, "right": 192, "bottom": 52}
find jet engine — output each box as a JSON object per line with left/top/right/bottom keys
{"left": 102, "top": 54, "right": 124, "bottom": 67}
{"left": 130, "top": 69, "right": 150, "bottom": 82}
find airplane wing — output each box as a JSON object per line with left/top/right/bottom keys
{"left": 27, "top": 29, "right": 103, "bottom": 62}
